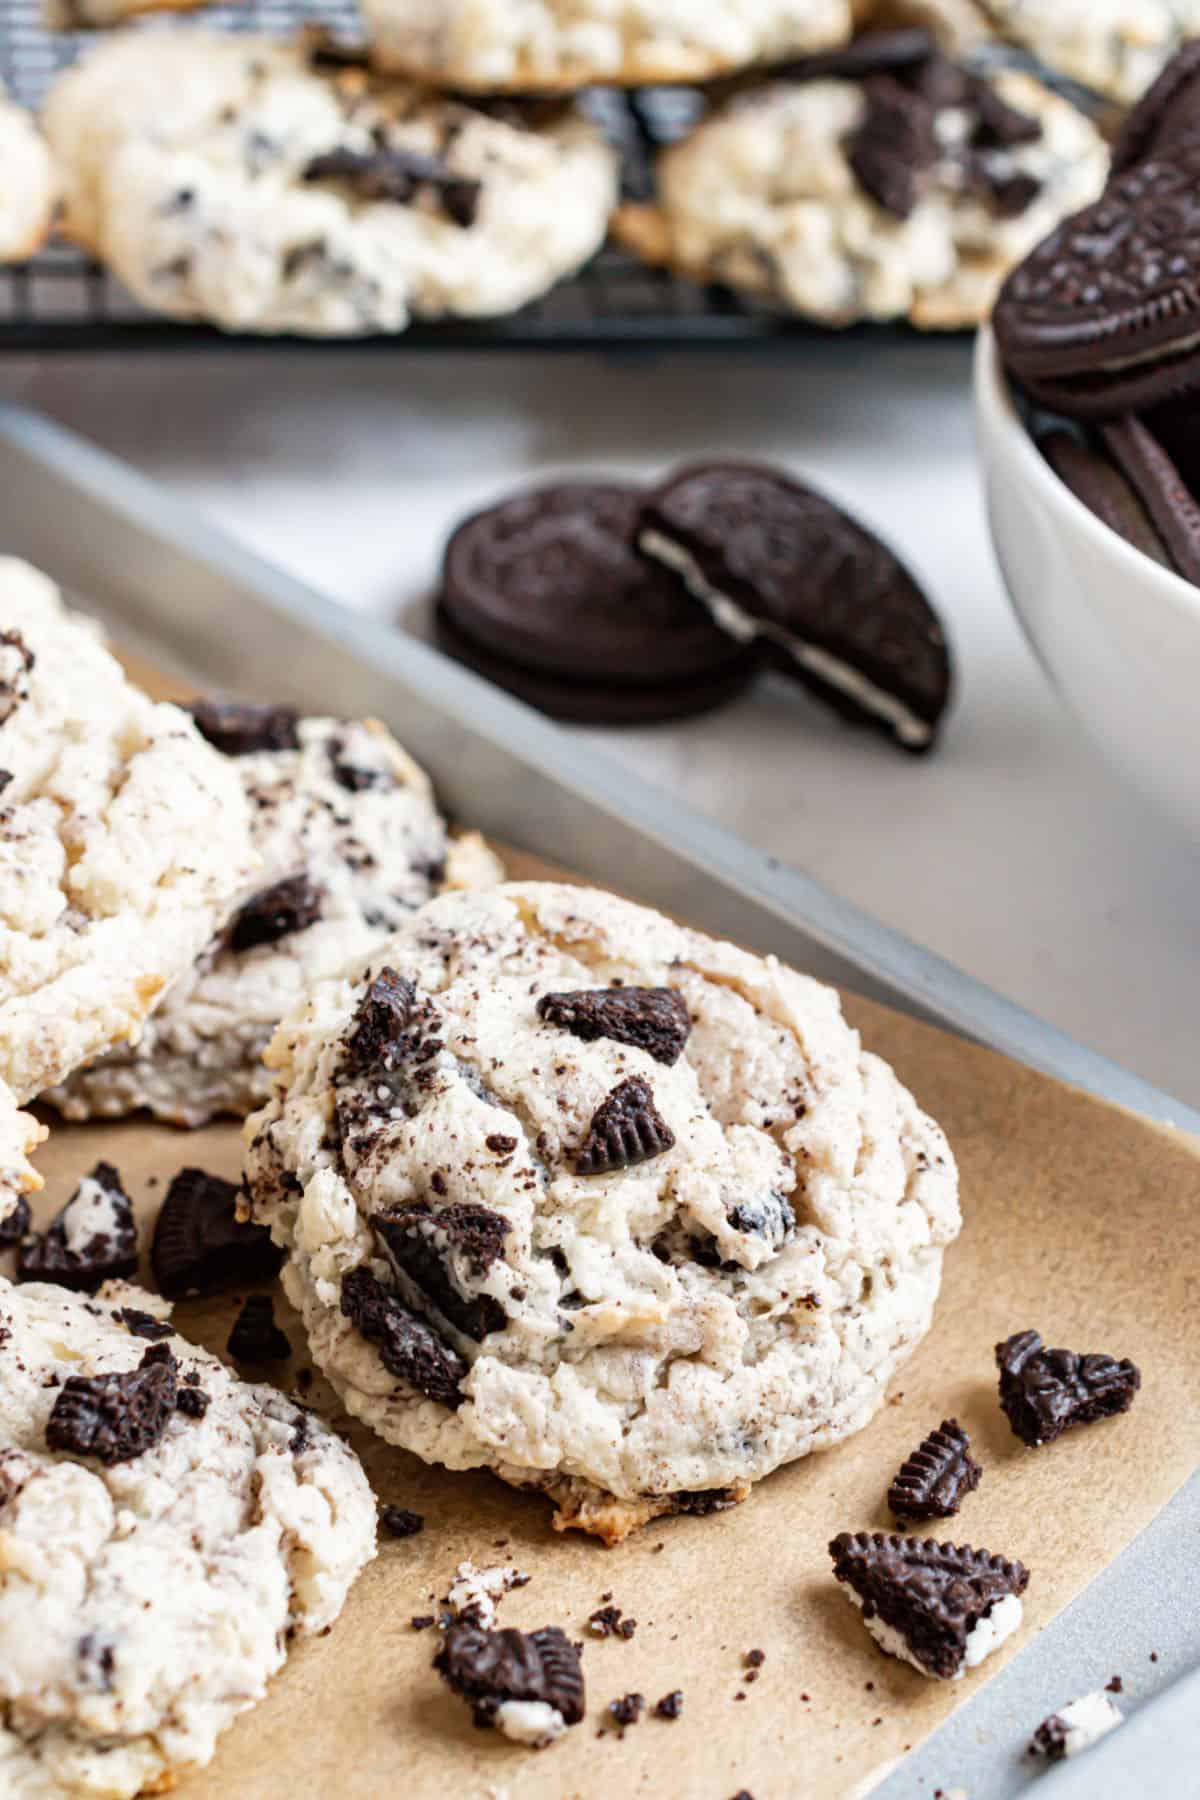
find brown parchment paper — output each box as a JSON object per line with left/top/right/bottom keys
{"left": 20, "top": 661, "right": 1199, "bottom": 1800}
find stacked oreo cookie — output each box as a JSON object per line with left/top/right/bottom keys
{"left": 994, "top": 44, "right": 1200, "bottom": 587}
{"left": 433, "top": 463, "right": 953, "bottom": 750}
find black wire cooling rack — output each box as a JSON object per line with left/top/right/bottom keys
{"left": 0, "top": 0, "right": 879, "bottom": 351}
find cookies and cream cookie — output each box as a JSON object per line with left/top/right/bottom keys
{"left": 360, "top": 0, "right": 864, "bottom": 91}
{"left": 0, "top": 1277, "right": 376, "bottom": 1797}
{"left": 614, "top": 40, "right": 1108, "bottom": 328}
{"left": 47, "top": 705, "right": 503, "bottom": 1127}
{"left": 244, "top": 882, "right": 960, "bottom": 1543}
{"left": 0, "top": 561, "right": 255, "bottom": 1117}
{"left": 0, "top": 90, "right": 56, "bottom": 264}
{"left": 43, "top": 32, "right": 619, "bottom": 337}
{"left": 978, "top": 1, "right": 1200, "bottom": 105}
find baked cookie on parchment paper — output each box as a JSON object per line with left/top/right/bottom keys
{"left": 46, "top": 705, "right": 503, "bottom": 1127}
{"left": 360, "top": 0, "right": 868, "bottom": 91}
{"left": 0, "top": 1276, "right": 376, "bottom": 1798}
{"left": 0, "top": 562, "right": 255, "bottom": 1231}
{"left": 0, "top": 90, "right": 57, "bottom": 264}
{"left": 42, "top": 31, "right": 619, "bottom": 337}
{"left": 613, "top": 34, "right": 1107, "bottom": 328}
{"left": 977, "top": 0, "right": 1200, "bottom": 105}
{"left": 244, "top": 882, "right": 960, "bottom": 1544}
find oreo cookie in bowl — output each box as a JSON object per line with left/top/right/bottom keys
{"left": 976, "top": 42, "right": 1200, "bottom": 839}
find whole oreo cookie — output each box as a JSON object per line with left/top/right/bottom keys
{"left": 637, "top": 462, "right": 951, "bottom": 751}
{"left": 439, "top": 482, "right": 746, "bottom": 687}
{"left": 994, "top": 148, "right": 1200, "bottom": 421}
{"left": 434, "top": 597, "right": 757, "bottom": 726}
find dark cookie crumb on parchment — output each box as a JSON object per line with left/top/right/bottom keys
{"left": 888, "top": 1418, "right": 981, "bottom": 1520}
{"left": 151, "top": 1167, "right": 282, "bottom": 1299}
{"left": 381, "top": 1505, "right": 425, "bottom": 1539}
{"left": 588, "top": 1604, "right": 636, "bottom": 1639}
{"left": 996, "top": 1329, "right": 1140, "bottom": 1447}
{"left": 607, "top": 1692, "right": 645, "bottom": 1733}
{"left": 653, "top": 1689, "right": 684, "bottom": 1719}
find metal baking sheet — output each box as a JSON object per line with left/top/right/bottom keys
{"left": 0, "top": 400, "right": 1194, "bottom": 1796}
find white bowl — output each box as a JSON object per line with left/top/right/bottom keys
{"left": 975, "top": 326, "right": 1200, "bottom": 840}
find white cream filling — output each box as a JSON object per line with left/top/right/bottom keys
{"left": 844, "top": 1586, "right": 1024, "bottom": 1680}
{"left": 639, "top": 528, "right": 934, "bottom": 748}
{"left": 493, "top": 1699, "right": 566, "bottom": 1747}
{"left": 61, "top": 1176, "right": 123, "bottom": 1254}
{"left": 1039, "top": 1690, "right": 1124, "bottom": 1758}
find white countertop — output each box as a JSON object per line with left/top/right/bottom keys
{"left": 6, "top": 338, "right": 1198, "bottom": 1107}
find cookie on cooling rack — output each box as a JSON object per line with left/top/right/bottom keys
{"left": 0, "top": 1277, "right": 376, "bottom": 1798}
{"left": 46, "top": 706, "right": 503, "bottom": 1127}
{"left": 0, "top": 88, "right": 56, "bottom": 263}
{"left": 977, "top": 0, "right": 1200, "bottom": 105}
{"left": 613, "top": 31, "right": 1108, "bottom": 328}
{"left": 243, "top": 882, "right": 960, "bottom": 1544}
{"left": 359, "top": 0, "right": 868, "bottom": 90}
{"left": 42, "top": 32, "right": 619, "bottom": 336}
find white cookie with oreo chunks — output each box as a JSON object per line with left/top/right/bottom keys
{"left": 46, "top": 703, "right": 503, "bottom": 1127}
{"left": 0, "top": 1277, "right": 376, "bottom": 1798}
{"left": 244, "top": 882, "right": 960, "bottom": 1544}
{"left": 42, "top": 31, "right": 619, "bottom": 337}
{"left": 614, "top": 50, "right": 1107, "bottom": 328}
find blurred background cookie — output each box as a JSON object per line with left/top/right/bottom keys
{"left": 0, "top": 86, "right": 57, "bottom": 264}
{"left": 976, "top": 0, "right": 1200, "bottom": 105}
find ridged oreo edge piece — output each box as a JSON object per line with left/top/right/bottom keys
{"left": 46, "top": 1344, "right": 180, "bottom": 1467}
{"left": 888, "top": 1419, "right": 981, "bottom": 1521}
{"left": 996, "top": 1329, "right": 1141, "bottom": 1447}
{"left": 638, "top": 461, "right": 951, "bottom": 752}
{"left": 1099, "top": 416, "right": 1200, "bottom": 585}
{"left": 150, "top": 1167, "right": 283, "bottom": 1298}
{"left": 18, "top": 1162, "right": 138, "bottom": 1293}
{"left": 829, "top": 1532, "right": 1030, "bottom": 1680}
{"left": 434, "top": 598, "right": 758, "bottom": 728}
{"left": 371, "top": 1201, "right": 510, "bottom": 1341}
{"left": 994, "top": 150, "right": 1200, "bottom": 420}
{"left": 1039, "top": 430, "right": 1174, "bottom": 570}
{"left": 434, "top": 1620, "right": 586, "bottom": 1731}
{"left": 575, "top": 1076, "right": 675, "bottom": 1176}
{"left": 1111, "top": 41, "right": 1200, "bottom": 176}
{"left": 439, "top": 482, "right": 746, "bottom": 687}
{"left": 340, "top": 1264, "right": 467, "bottom": 1408}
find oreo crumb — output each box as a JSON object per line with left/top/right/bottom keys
{"left": 653, "top": 1690, "right": 684, "bottom": 1720}
{"left": 608, "top": 1692, "right": 644, "bottom": 1733}
{"left": 411, "top": 1614, "right": 435, "bottom": 1631}
{"left": 226, "top": 1294, "right": 290, "bottom": 1364}
{"left": 381, "top": 1505, "right": 424, "bottom": 1539}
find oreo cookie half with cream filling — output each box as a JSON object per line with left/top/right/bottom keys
{"left": 830, "top": 1531, "right": 1030, "bottom": 1678}
{"left": 638, "top": 461, "right": 952, "bottom": 751}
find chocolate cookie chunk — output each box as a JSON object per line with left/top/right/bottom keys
{"left": 1099, "top": 416, "right": 1200, "bottom": 585}
{"left": 0, "top": 1195, "right": 29, "bottom": 1246}
{"left": 46, "top": 1343, "right": 179, "bottom": 1467}
{"left": 830, "top": 1531, "right": 1029, "bottom": 1680}
{"left": 434, "top": 596, "right": 757, "bottom": 727}
{"left": 226, "top": 1295, "right": 290, "bottom": 1364}
{"left": 996, "top": 1329, "right": 1141, "bottom": 1447}
{"left": 304, "top": 145, "right": 481, "bottom": 228}
{"left": 19, "top": 1163, "right": 138, "bottom": 1293}
{"left": 1039, "top": 430, "right": 1175, "bottom": 570}
{"left": 576, "top": 1076, "right": 675, "bottom": 1175}
{"left": 1111, "top": 41, "right": 1200, "bottom": 176}
{"left": 888, "top": 1419, "right": 981, "bottom": 1521}
{"left": 227, "top": 874, "right": 322, "bottom": 955}
{"left": 994, "top": 151, "right": 1200, "bottom": 420}
{"left": 190, "top": 699, "right": 300, "bottom": 756}
{"left": 537, "top": 986, "right": 691, "bottom": 1066}
{"left": 340, "top": 1264, "right": 466, "bottom": 1407}
{"left": 638, "top": 462, "right": 951, "bottom": 752}
{"left": 434, "top": 1619, "right": 586, "bottom": 1733}
{"left": 371, "top": 1201, "right": 509, "bottom": 1341}
{"left": 440, "top": 482, "right": 748, "bottom": 688}
{"left": 151, "top": 1167, "right": 283, "bottom": 1298}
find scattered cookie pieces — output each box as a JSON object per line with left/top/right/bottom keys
{"left": 607, "top": 1692, "right": 645, "bottom": 1734}
{"left": 227, "top": 1294, "right": 291, "bottom": 1364}
{"left": 996, "top": 1329, "right": 1141, "bottom": 1447}
{"left": 381, "top": 1506, "right": 425, "bottom": 1540}
{"left": 654, "top": 1690, "right": 684, "bottom": 1720}
{"left": 1030, "top": 1690, "right": 1124, "bottom": 1761}
{"left": 830, "top": 1532, "right": 1030, "bottom": 1680}
{"left": 434, "top": 1620, "right": 585, "bottom": 1748}
{"left": 18, "top": 1162, "right": 138, "bottom": 1293}
{"left": 587, "top": 1604, "right": 636, "bottom": 1639}
{"left": 151, "top": 1167, "right": 282, "bottom": 1298}
{"left": 888, "top": 1419, "right": 981, "bottom": 1521}
{"left": 446, "top": 1561, "right": 531, "bottom": 1631}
